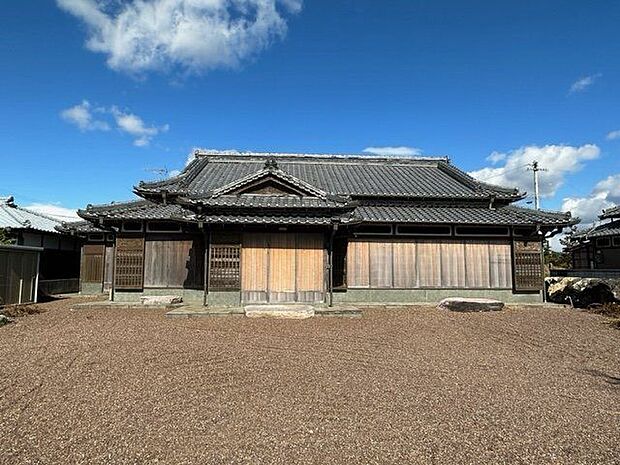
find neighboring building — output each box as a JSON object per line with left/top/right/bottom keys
{"left": 0, "top": 196, "right": 81, "bottom": 291}
{"left": 76, "top": 151, "right": 576, "bottom": 305}
{"left": 567, "top": 205, "right": 620, "bottom": 270}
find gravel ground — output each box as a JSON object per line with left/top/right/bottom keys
{"left": 1, "top": 297, "right": 619, "bottom": 465}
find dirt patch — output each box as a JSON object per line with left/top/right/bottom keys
{"left": 0, "top": 298, "right": 619, "bottom": 464}
{"left": 587, "top": 303, "right": 620, "bottom": 329}
{"left": 0, "top": 303, "right": 45, "bottom": 318}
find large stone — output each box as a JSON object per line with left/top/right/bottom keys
{"left": 546, "top": 277, "right": 616, "bottom": 308}
{"left": 140, "top": 295, "right": 183, "bottom": 306}
{"left": 0, "top": 314, "right": 14, "bottom": 326}
{"left": 437, "top": 297, "right": 504, "bottom": 312}
{"left": 245, "top": 305, "right": 315, "bottom": 319}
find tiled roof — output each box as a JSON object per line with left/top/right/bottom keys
{"left": 356, "top": 204, "right": 574, "bottom": 226}
{"left": 198, "top": 212, "right": 359, "bottom": 226}
{"left": 600, "top": 205, "right": 620, "bottom": 220}
{"left": 136, "top": 151, "right": 522, "bottom": 200}
{"left": 79, "top": 196, "right": 573, "bottom": 228}
{"left": 194, "top": 195, "right": 349, "bottom": 209}
{"left": 0, "top": 196, "right": 63, "bottom": 233}
{"left": 572, "top": 220, "right": 620, "bottom": 239}
{"left": 79, "top": 199, "right": 192, "bottom": 222}
{"left": 55, "top": 220, "right": 109, "bottom": 235}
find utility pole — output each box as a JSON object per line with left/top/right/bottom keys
{"left": 527, "top": 161, "right": 547, "bottom": 210}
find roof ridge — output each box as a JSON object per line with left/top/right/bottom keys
{"left": 85, "top": 198, "right": 149, "bottom": 211}
{"left": 437, "top": 161, "right": 521, "bottom": 197}
{"left": 193, "top": 149, "right": 449, "bottom": 163}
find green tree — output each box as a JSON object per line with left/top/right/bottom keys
{"left": 0, "top": 228, "right": 15, "bottom": 245}
{"left": 544, "top": 240, "right": 571, "bottom": 269}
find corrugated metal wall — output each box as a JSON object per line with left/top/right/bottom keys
{"left": 0, "top": 245, "right": 40, "bottom": 305}
{"left": 348, "top": 238, "right": 513, "bottom": 289}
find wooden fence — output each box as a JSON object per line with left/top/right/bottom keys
{"left": 0, "top": 244, "right": 42, "bottom": 305}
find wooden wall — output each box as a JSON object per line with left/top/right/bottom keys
{"left": 0, "top": 246, "right": 39, "bottom": 305}
{"left": 143, "top": 235, "right": 204, "bottom": 289}
{"left": 241, "top": 232, "right": 324, "bottom": 303}
{"left": 347, "top": 238, "right": 513, "bottom": 289}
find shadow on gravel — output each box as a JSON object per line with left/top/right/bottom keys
{"left": 582, "top": 369, "right": 620, "bottom": 386}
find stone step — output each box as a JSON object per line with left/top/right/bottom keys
{"left": 244, "top": 305, "right": 315, "bottom": 319}
{"left": 437, "top": 297, "right": 504, "bottom": 312}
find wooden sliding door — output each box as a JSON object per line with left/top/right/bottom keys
{"left": 241, "top": 232, "right": 325, "bottom": 303}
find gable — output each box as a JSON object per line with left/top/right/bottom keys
{"left": 232, "top": 176, "right": 308, "bottom": 196}
{"left": 211, "top": 168, "right": 330, "bottom": 200}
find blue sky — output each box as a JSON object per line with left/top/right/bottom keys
{"left": 1, "top": 0, "right": 620, "bottom": 226}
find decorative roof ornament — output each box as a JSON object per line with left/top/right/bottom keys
{"left": 264, "top": 157, "right": 278, "bottom": 170}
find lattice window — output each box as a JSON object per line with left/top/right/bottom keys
{"left": 513, "top": 240, "right": 543, "bottom": 291}
{"left": 209, "top": 244, "right": 240, "bottom": 290}
{"left": 82, "top": 244, "right": 105, "bottom": 283}
{"left": 115, "top": 237, "right": 145, "bottom": 290}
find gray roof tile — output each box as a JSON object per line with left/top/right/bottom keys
{"left": 79, "top": 200, "right": 191, "bottom": 222}
{"left": 137, "top": 152, "right": 521, "bottom": 200}
{"left": 572, "top": 220, "right": 620, "bottom": 239}
{"left": 357, "top": 204, "right": 573, "bottom": 226}
{"left": 0, "top": 196, "right": 64, "bottom": 233}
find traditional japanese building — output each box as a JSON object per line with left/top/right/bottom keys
{"left": 71, "top": 150, "right": 576, "bottom": 304}
{"left": 567, "top": 205, "right": 620, "bottom": 270}
{"left": 1, "top": 196, "right": 81, "bottom": 293}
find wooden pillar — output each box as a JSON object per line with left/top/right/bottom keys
{"left": 203, "top": 229, "right": 210, "bottom": 306}
{"left": 328, "top": 224, "right": 337, "bottom": 307}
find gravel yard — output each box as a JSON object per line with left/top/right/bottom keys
{"left": 1, "top": 297, "right": 619, "bottom": 465}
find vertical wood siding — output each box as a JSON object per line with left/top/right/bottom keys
{"left": 103, "top": 244, "right": 114, "bottom": 291}
{"left": 0, "top": 247, "right": 39, "bottom": 305}
{"left": 440, "top": 240, "right": 466, "bottom": 288}
{"left": 417, "top": 241, "right": 442, "bottom": 287}
{"left": 241, "top": 232, "right": 325, "bottom": 303}
{"left": 369, "top": 241, "right": 393, "bottom": 288}
{"left": 81, "top": 244, "right": 105, "bottom": 284}
{"left": 268, "top": 233, "right": 296, "bottom": 302}
{"left": 465, "top": 240, "right": 491, "bottom": 288}
{"left": 347, "top": 240, "right": 370, "bottom": 288}
{"left": 392, "top": 241, "right": 416, "bottom": 288}
{"left": 347, "top": 238, "right": 513, "bottom": 289}
{"left": 143, "top": 236, "right": 204, "bottom": 289}
{"left": 241, "top": 233, "right": 269, "bottom": 302}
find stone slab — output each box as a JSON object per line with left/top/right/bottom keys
{"left": 315, "top": 306, "right": 362, "bottom": 318}
{"left": 140, "top": 295, "right": 183, "bottom": 305}
{"left": 437, "top": 297, "right": 504, "bottom": 312}
{"left": 244, "top": 305, "right": 315, "bottom": 319}
{"left": 166, "top": 306, "right": 244, "bottom": 318}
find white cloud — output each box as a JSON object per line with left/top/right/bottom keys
{"left": 56, "top": 0, "right": 302, "bottom": 76}
{"left": 61, "top": 101, "right": 168, "bottom": 147}
{"left": 362, "top": 146, "right": 423, "bottom": 157}
{"left": 569, "top": 73, "right": 601, "bottom": 94}
{"left": 561, "top": 174, "right": 620, "bottom": 224}
{"left": 469, "top": 144, "right": 600, "bottom": 199}
{"left": 60, "top": 100, "right": 110, "bottom": 131}
{"left": 25, "top": 203, "right": 80, "bottom": 221}
{"left": 606, "top": 129, "right": 620, "bottom": 140}
{"left": 553, "top": 174, "right": 620, "bottom": 251}
{"left": 111, "top": 107, "right": 169, "bottom": 146}
{"left": 486, "top": 151, "right": 506, "bottom": 164}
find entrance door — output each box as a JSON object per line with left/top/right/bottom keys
{"left": 241, "top": 232, "right": 325, "bottom": 303}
